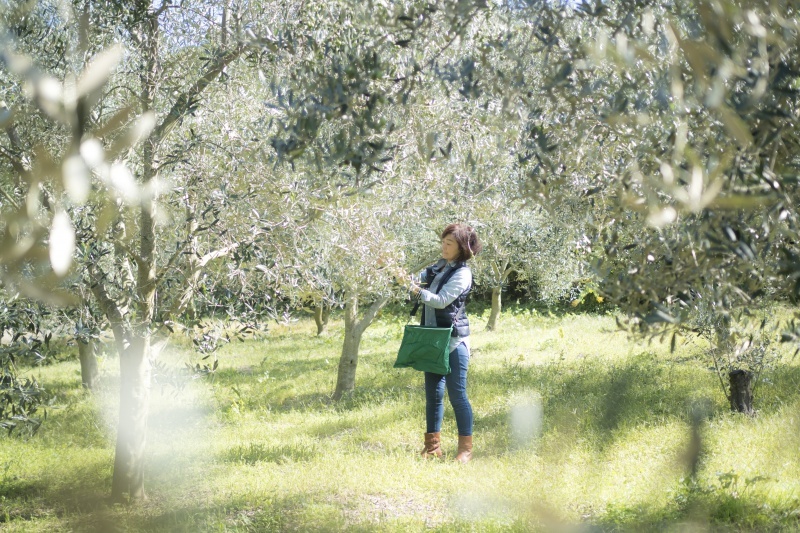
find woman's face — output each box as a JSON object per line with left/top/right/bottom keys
{"left": 441, "top": 235, "right": 461, "bottom": 262}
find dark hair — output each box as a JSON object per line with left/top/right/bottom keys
{"left": 441, "top": 223, "right": 482, "bottom": 261}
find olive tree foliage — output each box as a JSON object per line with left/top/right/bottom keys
{"left": 384, "top": 15, "right": 592, "bottom": 331}
{"left": 581, "top": 0, "right": 800, "bottom": 413}
{"left": 470, "top": 0, "right": 800, "bottom": 410}
{"left": 245, "top": 156, "right": 439, "bottom": 400}
{"left": 320, "top": 202, "right": 409, "bottom": 401}
{"left": 238, "top": 0, "right": 499, "bottom": 399}
{"left": 0, "top": 295, "right": 57, "bottom": 435}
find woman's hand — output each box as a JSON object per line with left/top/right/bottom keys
{"left": 409, "top": 279, "right": 422, "bottom": 295}
{"left": 386, "top": 265, "right": 422, "bottom": 294}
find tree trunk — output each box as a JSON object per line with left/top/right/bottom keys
{"left": 332, "top": 293, "right": 388, "bottom": 401}
{"left": 78, "top": 338, "right": 98, "bottom": 390}
{"left": 314, "top": 304, "right": 330, "bottom": 336}
{"left": 111, "top": 332, "right": 151, "bottom": 502}
{"left": 729, "top": 369, "right": 754, "bottom": 415}
{"left": 333, "top": 294, "right": 360, "bottom": 401}
{"left": 332, "top": 320, "right": 363, "bottom": 401}
{"left": 111, "top": 9, "right": 159, "bottom": 499}
{"left": 486, "top": 286, "right": 502, "bottom": 331}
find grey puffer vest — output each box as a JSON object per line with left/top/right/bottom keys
{"left": 420, "top": 261, "right": 471, "bottom": 337}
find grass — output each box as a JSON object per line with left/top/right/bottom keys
{"left": 2, "top": 306, "right": 800, "bottom": 531}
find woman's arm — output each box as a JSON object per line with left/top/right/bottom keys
{"left": 419, "top": 268, "right": 472, "bottom": 309}
{"left": 417, "top": 259, "right": 447, "bottom": 286}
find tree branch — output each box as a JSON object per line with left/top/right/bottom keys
{"left": 355, "top": 295, "right": 389, "bottom": 336}
{"left": 149, "top": 44, "right": 248, "bottom": 146}
{"left": 161, "top": 243, "right": 240, "bottom": 318}
{"left": 197, "top": 243, "right": 239, "bottom": 268}
{"left": 0, "top": 144, "right": 27, "bottom": 180}
{"left": 156, "top": 239, "right": 192, "bottom": 283}
{"left": 115, "top": 240, "right": 148, "bottom": 274}
{"left": 88, "top": 264, "right": 128, "bottom": 349}
{"left": 0, "top": 181, "right": 19, "bottom": 209}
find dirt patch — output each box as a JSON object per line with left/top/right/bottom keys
{"left": 337, "top": 492, "right": 450, "bottom": 527}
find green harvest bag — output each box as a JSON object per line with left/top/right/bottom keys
{"left": 394, "top": 325, "right": 453, "bottom": 375}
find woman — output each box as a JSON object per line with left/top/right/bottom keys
{"left": 410, "top": 223, "right": 482, "bottom": 463}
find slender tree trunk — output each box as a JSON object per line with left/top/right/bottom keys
{"left": 333, "top": 294, "right": 360, "bottom": 401}
{"left": 314, "top": 303, "right": 330, "bottom": 336}
{"left": 729, "top": 369, "right": 754, "bottom": 415}
{"left": 486, "top": 286, "right": 502, "bottom": 331}
{"left": 111, "top": 332, "right": 152, "bottom": 501}
{"left": 78, "top": 338, "right": 98, "bottom": 390}
{"left": 332, "top": 325, "right": 363, "bottom": 401}
{"left": 113, "top": 149, "right": 156, "bottom": 501}
{"left": 110, "top": 7, "right": 160, "bottom": 499}
{"left": 88, "top": 266, "right": 151, "bottom": 503}
{"left": 109, "top": 191, "right": 156, "bottom": 502}
{"left": 332, "top": 293, "right": 388, "bottom": 400}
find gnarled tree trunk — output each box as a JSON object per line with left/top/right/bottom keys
{"left": 486, "top": 259, "right": 512, "bottom": 332}
{"left": 486, "top": 286, "right": 502, "bottom": 331}
{"left": 333, "top": 320, "right": 362, "bottom": 401}
{"left": 332, "top": 292, "right": 388, "bottom": 401}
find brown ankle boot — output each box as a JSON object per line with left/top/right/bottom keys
{"left": 421, "top": 432, "right": 442, "bottom": 459}
{"left": 455, "top": 435, "right": 472, "bottom": 463}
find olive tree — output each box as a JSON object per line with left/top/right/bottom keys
{"left": 480, "top": 0, "right": 800, "bottom": 412}
{"left": 0, "top": 0, "right": 281, "bottom": 500}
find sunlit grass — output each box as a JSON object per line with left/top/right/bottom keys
{"left": 2, "top": 307, "right": 800, "bottom": 531}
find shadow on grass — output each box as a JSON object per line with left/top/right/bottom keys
{"left": 473, "top": 352, "right": 703, "bottom": 440}
{"left": 473, "top": 352, "right": 800, "bottom": 453}
{"left": 39, "top": 376, "right": 86, "bottom": 396}
{"left": 49, "top": 488, "right": 374, "bottom": 532}
{"left": 590, "top": 479, "right": 800, "bottom": 532}
{"left": 55, "top": 478, "right": 800, "bottom": 533}
{"left": 117, "top": 492, "right": 348, "bottom": 533}
{"left": 64, "top": 488, "right": 516, "bottom": 533}
{"left": 12, "top": 473, "right": 799, "bottom": 533}
{"left": 755, "top": 364, "right": 800, "bottom": 411}
{"left": 0, "top": 456, "right": 112, "bottom": 527}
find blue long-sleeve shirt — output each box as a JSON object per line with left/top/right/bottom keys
{"left": 419, "top": 260, "right": 472, "bottom": 353}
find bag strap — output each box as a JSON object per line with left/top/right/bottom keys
{"left": 408, "top": 293, "right": 422, "bottom": 324}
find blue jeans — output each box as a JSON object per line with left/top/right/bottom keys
{"left": 424, "top": 342, "right": 473, "bottom": 436}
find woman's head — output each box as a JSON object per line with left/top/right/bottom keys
{"left": 440, "top": 223, "right": 482, "bottom": 262}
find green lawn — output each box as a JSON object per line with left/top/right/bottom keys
{"left": 3, "top": 307, "right": 800, "bottom": 532}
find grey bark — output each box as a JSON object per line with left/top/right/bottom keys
{"left": 486, "top": 259, "right": 512, "bottom": 332}
{"left": 60, "top": 3, "right": 250, "bottom": 501}
{"left": 486, "top": 286, "right": 502, "bottom": 331}
{"left": 111, "top": 333, "right": 151, "bottom": 501}
{"left": 314, "top": 303, "right": 330, "bottom": 336}
{"left": 89, "top": 269, "right": 150, "bottom": 502}
{"left": 332, "top": 292, "right": 388, "bottom": 401}
{"left": 78, "top": 338, "right": 99, "bottom": 390}
{"left": 105, "top": 9, "right": 160, "bottom": 500}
